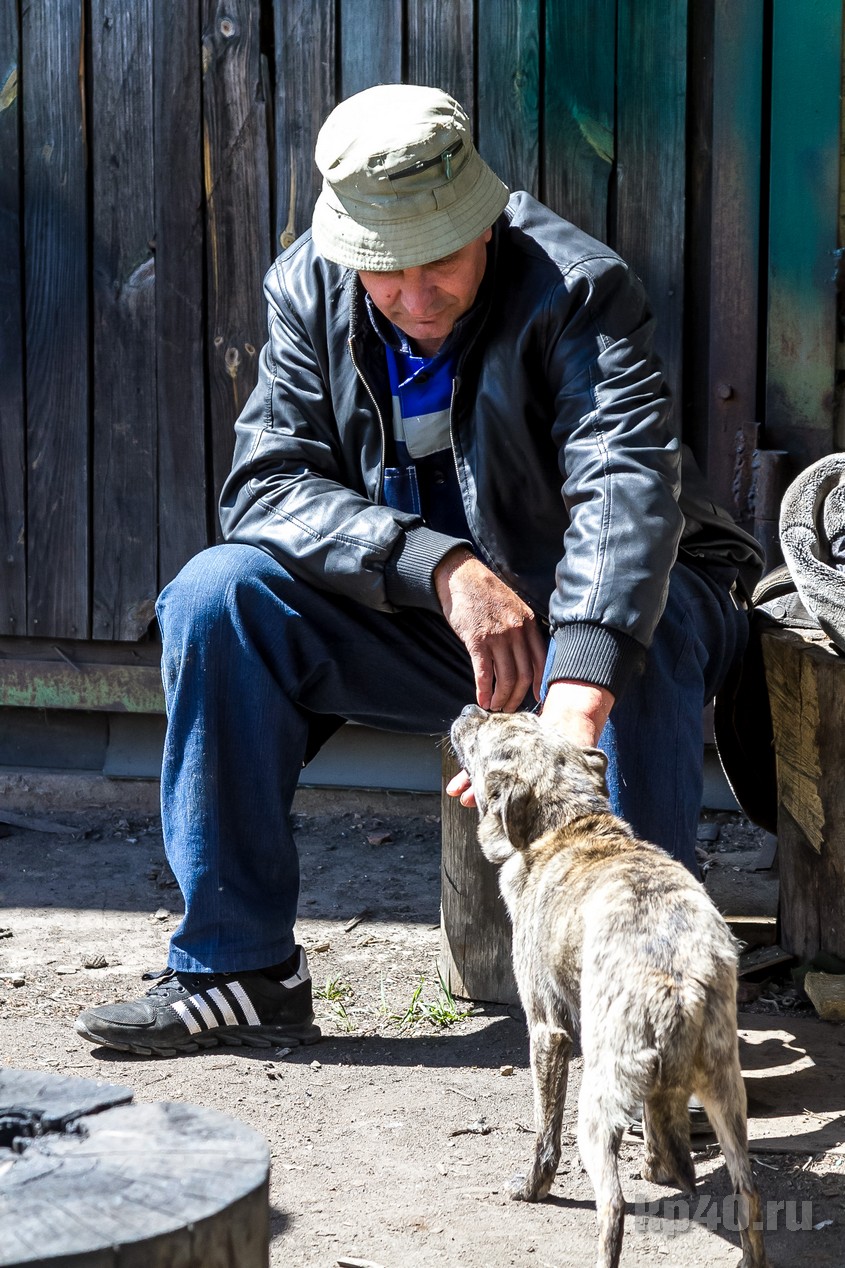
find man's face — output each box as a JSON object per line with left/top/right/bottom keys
{"left": 358, "top": 228, "right": 492, "bottom": 357}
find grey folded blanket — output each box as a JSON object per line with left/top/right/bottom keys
{"left": 779, "top": 453, "right": 845, "bottom": 653}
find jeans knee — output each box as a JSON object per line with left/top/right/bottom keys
{"left": 156, "top": 544, "right": 285, "bottom": 647}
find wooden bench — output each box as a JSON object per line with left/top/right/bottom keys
{"left": 761, "top": 625, "right": 845, "bottom": 962}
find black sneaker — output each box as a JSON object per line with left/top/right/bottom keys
{"left": 74, "top": 947, "right": 321, "bottom": 1057}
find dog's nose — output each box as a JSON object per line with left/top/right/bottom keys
{"left": 460, "top": 703, "right": 488, "bottom": 720}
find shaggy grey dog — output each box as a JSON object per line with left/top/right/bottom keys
{"left": 450, "top": 705, "right": 769, "bottom": 1268}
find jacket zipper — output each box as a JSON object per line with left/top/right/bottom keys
{"left": 348, "top": 335, "right": 387, "bottom": 503}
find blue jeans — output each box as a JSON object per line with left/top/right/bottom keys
{"left": 156, "top": 544, "right": 747, "bottom": 973}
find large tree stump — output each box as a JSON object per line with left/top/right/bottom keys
{"left": 439, "top": 744, "right": 519, "bottom": 1006}
{"left": 761, "top": 626, "right": 845, "bottom": 961}
{"left": 0, "top": 1068, "right": 270, "bottom": 1267}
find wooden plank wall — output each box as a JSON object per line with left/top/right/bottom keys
{"left": 766, "top": 0, "right": 842, "bottom": 474}
{"left": 21, "top": 1, "right": 89, "bottom": 639}
{"left": 0, "top": 4, "right": 26, "bottom": 636}
{"left": 2, "top": 0, "right": 842, "bottom": 648}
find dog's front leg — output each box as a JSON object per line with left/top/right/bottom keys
{"left": 507, "top": 1021, "right": 572, "bottom": 1202}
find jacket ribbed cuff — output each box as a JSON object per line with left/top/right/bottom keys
{"left": 546, "top": 622, "right": 646, "bottom": 700}
{"left": 384, "top": 526, "right": 474, "bottom": 612}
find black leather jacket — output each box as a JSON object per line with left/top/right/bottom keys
{"left": 220, "top": 192, "right": 763, "bottom": 698}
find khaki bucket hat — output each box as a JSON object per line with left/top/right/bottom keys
{"left": 311, "top": 84, "right": 509, "bottom": 271}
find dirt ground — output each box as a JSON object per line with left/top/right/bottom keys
{"left": 1, "top": 772, "right": 845, "bottom": 1267}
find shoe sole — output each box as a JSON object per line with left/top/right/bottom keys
{"left": 627, "top": 1111, "right": 714, "bottom": 1138}
{"left": 74, "top": 1019, "right": 322, "bottom": 1058}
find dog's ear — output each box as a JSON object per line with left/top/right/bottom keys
{"left": 486, "top": 766, "right": 537, "bottom": 851}
{"left": 581, "top": 746, "right": 609, "bottom": 797}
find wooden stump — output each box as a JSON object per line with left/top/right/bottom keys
{"left": 439, "top": 744, "right": 519, "bottom": 1006}
{"left": 761, "top": 626, "right": 845, "bottom": 961}
{"left": 0, "top": 1068, "right": 270, "bottom": 1267}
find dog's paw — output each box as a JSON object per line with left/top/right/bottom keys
{"left": 505, "top": 1173, "right": 540, "bottom": 1202}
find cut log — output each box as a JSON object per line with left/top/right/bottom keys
{"left": 803, "top": 971, "right": 845, "bottom": 1022}
{"left": 761, "top": 626, "right": 845, "bottom": 961}
{"left": 439, "top": 745, "right": 519, "bottom": 1006}
{"left": 0, "top": 1069, "right": 269, "bottom": 1267}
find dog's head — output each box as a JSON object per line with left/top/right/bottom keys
{"left": 450, "top": 705, "right": 610, "bottom": 862}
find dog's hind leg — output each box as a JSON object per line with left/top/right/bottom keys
{"left": 641, "top": 1089, "right": 696, "bottom": 1194}
{"left": 576, "top": 1068, "right": 625, "bottom": 1268}
{"left": 695, "top": 1050, "right": 770, "bottom": 1268}
{"left": 506, "top": 1022, "right": 572, "bottom": 1203}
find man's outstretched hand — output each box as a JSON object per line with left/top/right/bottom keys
{"left": 436, "top": 548, "right": 616, "bottom": 807}
{"left": 433, "top": 547, "right": 547, "bottom": 714}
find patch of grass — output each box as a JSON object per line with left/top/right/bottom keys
{"left": 314, "top": 976, "right": 357, "bottom": 1032}
{"left": 392, "top": 967, "right": 479, "bottom": 1031}
{"left": 313, "top": 976, "right": 351, "bottom": 1003}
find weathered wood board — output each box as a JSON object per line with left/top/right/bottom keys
{"left": 615, "top": 0, "right": 687, "bottom": 407}
{"left": 273, "top": 0, "right": 336, "bottom": 253}
{"left": 766, "top": 0, "right": 841, "bottom": 472}
{"left": 406, "top": 0, "right": 474, "bottom": 126}
{"left": 21, "top": 0, "right": 89, "bottom": 639}
{"left": 202, "top": 0, "right": 272, "bottom": 509}
{"left": 91, "top": 0, "right": 157, "bottom": 641}
{"left": 686, "top": 0, "right": 763, "bottom": 522}
{"left": 477, "top": 0, "right": 540, "bottom": 197}
{"left": 439, "top": 745, "right": 518, "bottom": 1006}
{"left": 0, "top": 3, "right": 26, "bottom": 636}
{"left": 154, "top": 0, "right": 208, "bottom": 589}
{"left": 761, "top": 626, "right": 845, "bottom": 961}
{"left": 543, "top": 0, "right": 615, "bottom": 243}
{"left": 338, "top": 0, "right": 402, "bottom": 102}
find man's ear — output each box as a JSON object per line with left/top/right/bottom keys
{"left": 486, "top": 766, "right": 536, "bottom": 850}
{"left": 582, "top": 746, "right": 609, "bottom": 797}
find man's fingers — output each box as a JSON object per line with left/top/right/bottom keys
{"left": 489, "top": 630, "right": 543, "bottom": 713}
{"left": 529, "top": 623, "right": 549, "bottom": 701}
{"left": 472, "top": 649, "right": 494, "bottom": 710}
{"left": 489, "top": 645, "right": 530, "bottom": 713}
{"left": 446, "top": 769, "right": 471, "bottom": 797}
{"left": 446, "top": 767, "right": 477, "bottom": 809}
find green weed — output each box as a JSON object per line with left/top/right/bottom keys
{"left": 314, "top": 976, "right": 357, "bottom": 1032}
{"left": 392, "top": 967, "right": 479, "bottom": 1030}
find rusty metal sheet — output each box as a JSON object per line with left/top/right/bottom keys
{"left": 0, "top": 658, "right": 164, "bottom": 713}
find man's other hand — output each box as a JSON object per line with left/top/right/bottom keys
{"left": 445, "top": 679, "right": 615, "bottom": 811}
{"left": 539, "top": 680, "right": 614, "bottom": 747}
{"left": 433, "top": 547, "right": 547, "bottom": 713}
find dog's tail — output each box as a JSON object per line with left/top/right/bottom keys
{"left": 580, "top": 973, "right": 711, "bottom": 1124}
{"left": 647, "top": 974, "right": 710, "bottom": 1090}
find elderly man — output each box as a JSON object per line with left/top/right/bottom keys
{"left": 76, "top": 85, "right": 762, "bottom": 1057}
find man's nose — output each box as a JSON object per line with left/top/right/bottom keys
{"left": 399, "top": 268, "right": 437, "bottom": 314}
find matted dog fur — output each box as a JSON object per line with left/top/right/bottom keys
{"left": 450, "top": 705, "right": 769, "bottom": 1268}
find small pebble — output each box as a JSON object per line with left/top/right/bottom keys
{"left": 152, "top": 908, "right": 170, "bottom": 920}
{"left": 499, "top": 1065, "right": 515, "bottom": 1077}
{"left": 310, "top": 1059, "right": 322, "bottom": 1071}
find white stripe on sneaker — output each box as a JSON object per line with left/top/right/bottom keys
{"left": 227, "top": 980, "right": 261, "bottom": 1026}
{"left": 281, "top": 950, "right": 311, "bottom": 989}
{"left": 208, "top": 987, "right": 239, "bottom": 1027}
{"left": 171, "top": 999, "right": 202, "bottom": 1034}
{"left": 189, "top": 993, "right": 219, "bottom": 1029}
